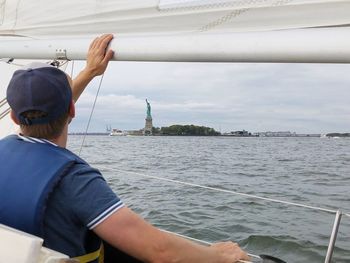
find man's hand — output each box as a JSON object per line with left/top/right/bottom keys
{"left": 94, "top": 206, "right": 250, "bottom": 263}
{"left": 71, "top": 34, "right": 114, "bottom": 102}
{"left": 210, "top": 242, "right": 250, "bottom": 263}
{"left": 85, "top": 34, "right": 115, "bottom": 77}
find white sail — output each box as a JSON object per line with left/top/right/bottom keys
{"left": 0, "top": 0, "right": 349, "bottom": 36}
{"left": 0, "top": 0, "right": 349, "bottom": 63}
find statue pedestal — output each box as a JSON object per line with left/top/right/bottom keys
{"left": 144, "top": 117, "right": 153, "bottom": 135}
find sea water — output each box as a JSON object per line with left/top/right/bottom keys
{"left": 68, "top": 136, "right": 350, "bottom": 263}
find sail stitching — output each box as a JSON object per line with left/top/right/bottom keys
{"left": 198, "top": 0, "right": 295, "bottom": 32}
{"left": 160, "top": 0, "right": 269, "bottom": 11}
{"left": 158, "top": 0, "right": 297, "bottom": 12}
{"left": 198, "top": 8, "right": 249, "bottom": 32}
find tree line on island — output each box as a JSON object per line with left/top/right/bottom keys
{"left": 326, "top": 133, "right": 350, "bottom": 137}
{"left": 152, "top": 126, "right": 350, "bottom": 137}
{"left": 153, "top": 125, "right": 220, "bottom": 136}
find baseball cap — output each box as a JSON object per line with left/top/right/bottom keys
{"left": 6, "top": 62, "right": 72, "bottom": 125}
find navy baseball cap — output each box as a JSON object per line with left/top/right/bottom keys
{"left": 6, "top": 62, "right": 72, "bottom": 125}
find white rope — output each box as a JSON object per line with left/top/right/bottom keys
{"left": 0, "top": 98, "right": 8, "bottom": 108}
{"left": 0, "top": 97, "right": 10, "bottom": 121}
{"left": 117, "top": 169, "right": 339, "bottom": 215}
{"left": 161, "top": 229, "right": 211, "bottom": 245}
{"left": 70, "top": 60, "right": 75, "bottom": 78}
{"left": 0, "top": 58, "right": 14, "bottom": 63}
{"left": 0, "top": 58, "right": 24, "bottom": 67}
{"left": 0, "top": 107, "right": 10, "bottom": 120}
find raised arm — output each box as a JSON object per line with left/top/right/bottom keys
{"left": 71, "top": 34, "right": 114, "bottom": 102}
{"left": 94, "top": 206, "right": 249, "bottom": 263}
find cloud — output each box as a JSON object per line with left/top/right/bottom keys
{"left": 70, "top": 61, "right": 350, "bottom": 133}
{"left": 2, "top": 60, "right": 348, "bottom": 134}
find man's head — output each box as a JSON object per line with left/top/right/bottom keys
{"left": 6, "top": 62, "right": 74, "bottom": 139}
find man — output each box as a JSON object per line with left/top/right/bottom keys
{"left": 0, "top": 34, "right": 249, "bottom": 263}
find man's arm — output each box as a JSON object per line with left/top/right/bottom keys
{"left": 93, "top": 206, "right": 249, "bottom": 263}
{"left": 71, "top": 34, "right": 114, "bottom": 102}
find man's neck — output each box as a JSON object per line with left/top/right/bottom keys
{"left": 49, "top": 135, "right": 67, "bottom": 148}
{"left": 20, "top": 123, "right": 68, "bottom": 148}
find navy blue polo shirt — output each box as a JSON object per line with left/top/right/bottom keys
{"left": 17, "top": 134, "right": 124, "bottom": 258}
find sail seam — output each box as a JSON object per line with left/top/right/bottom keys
{"left": 0, "top": 0, "right": 4, "bottom": 26}
{"left": 159, "top": 0, "right": 268, "bottom": 11}
{"left": 11, "top": 0, "right": 22, "bottom": 30}
{"left": 158, "top": 0, "right": 298, "bottom": 12}
{"left": 197, "top": 0, "right": 295, "bottom": 32}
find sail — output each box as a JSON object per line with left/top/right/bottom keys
{"left": 0, "top": 0, "right": 349, "bottom": 63}
{"left": 0, "top": 0, "right": 349, "bottom": 37}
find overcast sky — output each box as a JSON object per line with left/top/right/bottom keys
{"left": 1, "top": 61, "right": 349, "bottom": 134}
{"left": 67, "top": 61, "right": 350, "bottom": 134}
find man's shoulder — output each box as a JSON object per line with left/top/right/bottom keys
{"left": 59, "top": 161, "right": 103, "bottom": 192}
{"left": 66, "top": 161, "right": 102, "bottom": 177}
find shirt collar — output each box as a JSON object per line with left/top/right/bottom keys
{"left": 17, "top": 133, "right": 58, "bottom": 147}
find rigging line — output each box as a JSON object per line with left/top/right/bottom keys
{"left": 161, "top": 229, "right": 212, "bottom": 245}
{"left": 0, "top": 107, "right": 10, "bottom": 120}
{"left": 70, "top": 60, "right": 75, "bottom": 78}
{"left": 0, "top": 58, "right": 23, "bottom": 67}
{"left": 0, "top": 97, "right": 7, "bottom": 107}
{"left": 0, "top": 58, "right": 13, "bottom": 63}
{"left": 117, "top": 169, "right": 338, "bottom": 215}
{"left": 78, "top": 74, "right": 104, "bottom": 156}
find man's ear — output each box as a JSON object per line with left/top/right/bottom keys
{"left": 69, "top": 100, "right": 75, "bottom": 119}
{"left": 10, "top": 110, "right": 20, "bottom": 125}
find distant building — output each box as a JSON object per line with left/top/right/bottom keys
{"left": 258, "top": 131, "right": 296, "bottom": 137}
{"left": 223, "top": 130, "right": 252, "bottom": 137}
{"left": 127, "top": 129, "right": 144, "bottom": 136}
{"left": 295, "top": 133, "right": 321, "bottom": 137}
{"left": 256, "top": 131, "right": 320, "bottom": 137}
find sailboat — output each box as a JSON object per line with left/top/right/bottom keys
{"left": 1, "top": 0, "right": 350, "bottom": 262}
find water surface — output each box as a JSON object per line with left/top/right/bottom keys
{"left": 68, "top": 136, "right": 350, "bottom": 262}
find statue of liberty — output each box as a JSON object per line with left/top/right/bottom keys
{"left": 144, "top": 99, "right": 153, "bottom": 135}
{"left": 146, "top": 99, "right": 152, "bottom": 119}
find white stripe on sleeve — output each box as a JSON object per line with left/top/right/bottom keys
{"left": 87, "top": 201, "right": 124, "bottom": 229}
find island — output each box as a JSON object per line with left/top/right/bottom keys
{"left": 326, "top": 133, "right": 350, "bottom": 138}
{"left": 157, "top": 125, "right": 219, "bottom": 136}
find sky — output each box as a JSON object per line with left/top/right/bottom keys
{"left": 68, "top": 61, "right": 350, "bottom": 134}
{"left": 1, "top": 61, "right": 350, "bottom": 134}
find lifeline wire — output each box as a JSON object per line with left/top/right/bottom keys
{"left": 161, "top": 229, "right": 260, "bottom": 262}
{"left": 78, "top": 74, "right": 104, "bottom": 156}
{"left": 117, "top": 169, "right": 340, "bottom": 215}
{"left": 161, "top": 231, "right": 259, "bottom": 263}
